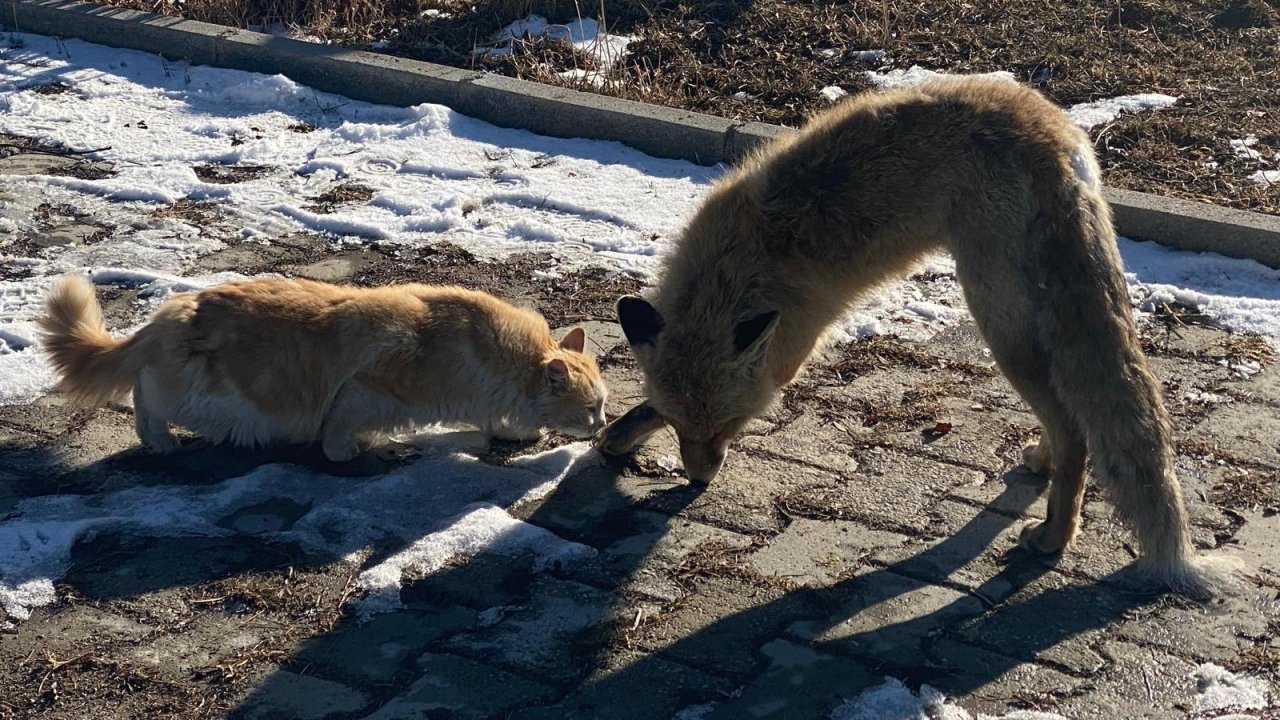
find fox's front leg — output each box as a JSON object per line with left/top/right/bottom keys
{"left": 594, "top": 402, "right": 667, "bottom": 456}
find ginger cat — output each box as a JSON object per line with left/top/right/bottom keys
{"left": 39, "top": 276, "right": 608, "bottom": 460}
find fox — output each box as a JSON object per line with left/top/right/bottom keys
{"left": 596, "top": 76, "right": 1233, "bottom": 598}
{"left": 39, "top": 276, "right": 608, "bottom": 460}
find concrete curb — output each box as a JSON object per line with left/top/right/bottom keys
{"left": 5, "top": 0, "right": 1279, "bottom": 268}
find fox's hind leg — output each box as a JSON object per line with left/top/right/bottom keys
{"left": 133, "top": 379, "right": 178, "bottom": 453}
{"left": 981, "top": 329, "right": 1088, "bottom": 555}
{"left": 951, "top": 233, "right": 1089, "bottom": 555}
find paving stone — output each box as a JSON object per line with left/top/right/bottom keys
{"left": 1192, "top": 401, "right": 1280, "bottom": 468}
{"left": 772, "top": 449, "right": 988, "bottom": 536}
{"left": 127, "top": 612, "right": 268, "bottom": 679}
{"left": 513, "top": 461, "right": 690, "bottom": 546}
{"left": 705, "top": 639, "right": 879, "bottom": 719}
{"left": 510, "top": 651, "right": 733, "bottom": 720}
{"left": 872, "top": 499, "right": 1040, "bottom": 603}
{"left": 8, "top": 605, "right": 153, "bottom": 650}
{"left": 237, "top": 670, "right": 370, "bottom": 720}
{"left": 399, "top": 552, "right": 545, "bottom": 611}
{"left": 789, "top": 570, "right": 984, "bottom": 668}
{"left": 566, "top": 510, "right": 753, "bottom": 601}
{"left": 1223, "top": 362, "right": 1280, "bottom": 405}
{"left": 842, "top": 396, "right": 1039, "bottom": 477}
{"left": 952, "top": 573, "right": 1133, "bottom": 676}
{"left": 444, "top": 576, "right": 613, "bottom": 684}
{"left": 627, "top": 576, "right": 814, "bottom": 677}
{"left": 294, "top": 604, "right": 479, "bottom": 685}
{"left": 640, "top": 453, "right": 839, "bottom": 536}
{"left": 1112, "top": 585, "right": 1278, "bottom": 666}
{"left": 1229, "top": 509, "right": 1280, "bottom": 575}
{"left": 737, "top": 412, "right": 861, "bottom": 476}
{"left": 364, "top": 652, "right": 558, "bottom": 720}
{"left": 923, "top": 638, "right": 1085, "bottom": 717}
{"left": 749, "top": 518, "right": 907, "bottom": 588}
{"left": 945, "top": 465, "right": 1049, "bottom": 519}
{"left": 1056, "top": 640, "right": 1201, "bottom": 719}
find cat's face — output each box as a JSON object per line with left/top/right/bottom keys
{"left": 540, "top": 327, "right": 608, "bottom": 438}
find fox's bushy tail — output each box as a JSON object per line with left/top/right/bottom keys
{"left": 38, "top": 276, "right": 152, "bottom": 407}
{"left": 1036, "top": 178, "right": 1235, "bottom": 598}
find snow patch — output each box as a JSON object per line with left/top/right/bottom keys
{"left": 1065, "top": 93, "right": 1178, "bottom": 130}
{"left": 865, "top": 65, "right": 1016, "bottom": 89}
{"left": 820, "top": 86, "right": 850, "bottom": 102}
{"left": 831, "top": 677, "right": 1066, "bottom": 720}
{"left": 0, "top": 434, "right": 600, "bottom": 620}
{"left": 1193, "top": 663, "right": 1274, "bottom": 713}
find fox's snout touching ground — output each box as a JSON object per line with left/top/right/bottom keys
{"left": 597, "top": 76, "right": 1235, "bottom": 598}
{"left": 38, "top": 275, "right": 153, "bottom": 408}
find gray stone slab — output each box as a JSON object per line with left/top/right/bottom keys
{"left": 628, "top": 576, "right": 813, "bottom": 677}
{"left": 723, "top": 121, "right": 794, "bottom": 162}
{"left": 1191, "top": 401, "right": 1280, "bottom": 468}
{"left": 510, "top": 651, "right": 734, "bottom": 720}
{"left": 7, "top": 1, "right": 223, "bottom": 63}
{"left": 215, "top": 30, "right": 478, "bottom": 109}
{"left": 364, "top": 652, "right": 558, "bottom": 720}
{"left": 238, "top": 670, "right": 370, "bottom": 720}
{"left": 1057, "top": 641, "right": 1201, "bottom": 719}
{"left": 872, "top": 499, "right": 1040, "bottom": 603}
{"left": 749, "top": 518, "right": 907, "bottom": 587}
{"left": 293, "top": 604, "right": 478, "bottom": 685}
{"left": 924, "top": 638, "right": 1085, "bottom": 717}
{"left": 1106, "top": 187, "right": 1280, "bottom": 269}
{"left": 705, "top": 640, "right": 879, "bottom": 719}
{"left": 789, "top": 570, "right": 985, "bottom": 667}
{"left": 574, "top": 510, "right": 753, "bottom": 601}
{"left": 952, "top": 573, "right": 1132, "bottom": 676}
{"left": 443, "top": 576, "right": 612, "bottom": 683}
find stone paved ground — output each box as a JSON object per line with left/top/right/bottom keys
{"left": 2, "top": 151, "right": 1280, "bottom": 719}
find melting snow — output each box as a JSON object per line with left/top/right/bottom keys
{"left": 830, "top": 677, "right": 1065, "bottom": 720}
{"left": 1193, "top": 663, "right": 1274, "bottom": 713}
{"left": 487, "top": 15, "right": 632, "bottom": 71}
{"left": 0, "top": 431, "right": 599, "bottom": 620}
{"left": 1065, "top": 93, "right": 1179, "bottom": 130}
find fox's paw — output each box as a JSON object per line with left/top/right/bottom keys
{"left": 1018, "top": 518, "right": 1074, "bottom": 555}
{"left": 142, "top": 433, "right": 180, "bottom": 455}
{"left": 1021, "top": 442, "right": 1052, "bottom": 476}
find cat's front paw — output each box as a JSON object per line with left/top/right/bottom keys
{"left": 322, "top": 439, "right": 360, "bottom": 463}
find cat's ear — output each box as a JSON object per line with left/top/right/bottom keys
{"left": 545, "top": 358, "right": 570, "bottom": 388}
{"left": 617, "top": 296, "right": 663, "bottom": 347}
{"left": 559, "top": 326, "right": 586, "bottom": 353}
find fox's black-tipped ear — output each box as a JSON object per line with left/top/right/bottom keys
{"left": 733, "top": 310, "right": 779, "bottom": 356}
{"left": 617, "top": 296, "right": 664, "bottom": 347}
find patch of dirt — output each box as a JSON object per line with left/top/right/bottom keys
{"left": 192, "top": 164, "right": 272, "bottom": 184}
{"left": 26, "top": 81, "right": 72, "bottom": 95}
{"left": 150, "top": 199, "right": 221, "bottom": 224}
{"left": 303, "top": 182, "right": 375, "bottom": 213}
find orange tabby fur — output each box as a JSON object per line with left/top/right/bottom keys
{"left": 39, "top": 276, "right": 607, "bottom": 459}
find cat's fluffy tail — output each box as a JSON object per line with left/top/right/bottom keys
{"left": 39, "top": 275, "right": 152, "bottom": 407}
